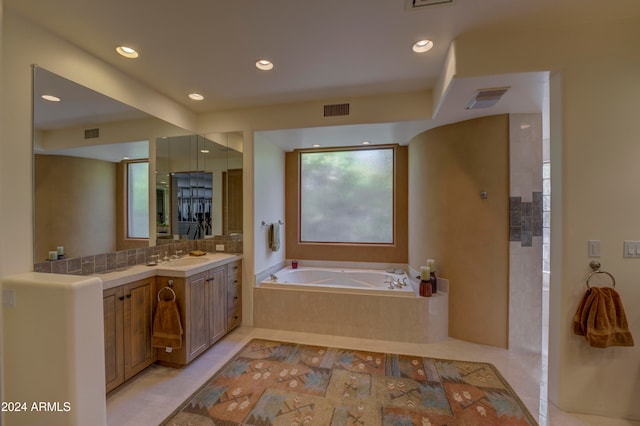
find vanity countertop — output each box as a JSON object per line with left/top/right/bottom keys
{"left": 97, "top": 253, "right": 242, "bottom": 290}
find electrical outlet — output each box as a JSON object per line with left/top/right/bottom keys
{"left": 588, "top": 240, "right": 601, "bottom": 257}
{"left": 215, "top": 244, "right": 225, "bottom": 252}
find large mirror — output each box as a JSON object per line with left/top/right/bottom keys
{"left": 33, "top": 67, "right": 243, "bottom": 262}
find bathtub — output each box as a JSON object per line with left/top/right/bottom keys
{"left": 259, "top": 266, "right": 415, "bottom": 297}
{"left": 254, "top": 264, "right": 449, "bottom": 344}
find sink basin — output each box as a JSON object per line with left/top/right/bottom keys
{"left": 165, "top": 257, "right": 210, "bottom": 267}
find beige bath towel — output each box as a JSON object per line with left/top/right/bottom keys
{"left": 269, "top": 222, "right": 280, "bottom": 252}
{"left": 152, "top": 299, "right": 183, "bottom": 349}
{"left": 573, "top": 287, "right": 634, "bottom": 348}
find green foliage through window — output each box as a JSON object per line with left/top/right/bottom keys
{"left": 300, "top": 148, "right": 393, "bottom": 243}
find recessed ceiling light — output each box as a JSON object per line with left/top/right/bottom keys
{"left": 41, "top": 94, "right": 61, "bottom": 102}
{"left": 116, "top": 45, "right": 139, "bottom": 58}
{"left": 256, "top": 59, "right": 274, "bottom": 71}
{"left": 362, "top": 141, "right": 370, "bottom": 145}
{"left": 189, "top": 93, "right": 204, "bottom": 101}
{"left": 200, "top": 149, "right": 210, "bottom": 154}
{"left": 312, "top": 144, "right": 320, "bottom": 148}
{"left": 122, "top": 156, "right": 130, "bottom": 160}
{"left": 412, "top": 39, "right": 434, "bottom": 53}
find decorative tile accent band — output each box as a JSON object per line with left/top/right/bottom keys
{"left": 510, "top": 193, "right": 543, "bottom": 247}
{"left": 34, "top": 237, "right": 243, "bottom": 275}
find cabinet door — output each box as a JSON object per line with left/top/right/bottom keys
{"left": 188, "top": 272, "right": 208, "bottom": 359}
{"left": 123, "top": 278, "right": 155, "bottom": 380}
{"left": 104, "top": 287, "right": 124, "bottom": 393}
{"left": 208, "top": 266, "right": 227, "bottom": 345}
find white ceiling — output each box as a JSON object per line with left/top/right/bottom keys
{"left": 12, "top": 0, "right": 640, "bottom": 152}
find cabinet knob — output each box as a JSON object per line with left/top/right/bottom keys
{"left": 126, "top": 294, "right": 132, "bottom": 299}
{"left": 234, "top": 296, "right": 238, "bottom": 300}
{"left": 118, "top": 296, "right": 125, "bottom": 301}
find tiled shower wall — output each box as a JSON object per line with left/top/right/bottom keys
{"left": 34, "top": 236, "right": 242, "bottom": 275}
{"left": 508, "top": 113, "right": 543, "bottom": 353}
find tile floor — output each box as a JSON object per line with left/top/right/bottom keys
{"left": 107, "top": 327, "right": 639, "bottom": 426}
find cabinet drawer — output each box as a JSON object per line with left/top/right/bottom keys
{"left": 227, "top": 306, "right": 242, "bottom": 330}
{"left": 227, "top": 288, "right": 241, "bottom": 310}
{"left": 227, "top": 275, "right": 241, "bottom": 291}
{"left": 227, "top": 261, "right": 241, "bottom": 276}
{"left": 227, "top": 276, "right": 240, "bottom": 301}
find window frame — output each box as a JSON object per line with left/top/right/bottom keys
{"left": 285, "top": 144, "right": 408, "bottom": 263}
{"left": 125, "top": 159, "right": 149, "bottom": 240}
{"left": 298, "top": 145, "right": 396, "bottom": 245}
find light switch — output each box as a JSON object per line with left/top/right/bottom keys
{"left": 588, "top": 240, "right": 601, "bottom": 257}
{"left": 2, "top": 289, "right": 15, "bottom": 308}
{"left": 623, "top": 240, "right": 640, "bottom": 258}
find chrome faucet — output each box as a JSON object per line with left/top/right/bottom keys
{"left": 386, "top": 276, "right": 408, "bottom": 289}
{"left": 386, "top": 275, "right": 403, "bottom": 289}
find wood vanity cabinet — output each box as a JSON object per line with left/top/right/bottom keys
{"left": 103, "top": 277, "right": 156, "bottom": 393}
{"left": 156, "top": 260, "right": 241, "bottom": 367}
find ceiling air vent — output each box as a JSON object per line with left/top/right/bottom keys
{"left": 324, "top": 103, "right": 350, "bottom": 117}
{"left": 411, "top": 0, "right": 453, "bottom": 9}
{"left": 84, "top": 128, "right": 100, "bottom": 139}
{"left": 465, "top": 87, "right": 510, "bottom": 110}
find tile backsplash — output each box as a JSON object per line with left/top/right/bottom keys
{"left": 34, "top": 237, "right": 242, "bottom": 275}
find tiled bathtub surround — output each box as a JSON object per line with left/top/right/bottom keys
{"left": 34, "top": 237, "right": 243, "bottom": 275}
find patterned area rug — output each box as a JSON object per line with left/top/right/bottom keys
{"left": 162, "top": 339, "right": 537, "bottom": 425}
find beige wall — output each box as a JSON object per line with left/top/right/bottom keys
{"left": 34, "top": 155, "right": 117, "bottom": 261}
{"left": 454, "top": 16, "right": 640, "bottom": 419}
{"left": 409, "top": 115, "right": 510, "bottom": 348}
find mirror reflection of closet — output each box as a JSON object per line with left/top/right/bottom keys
{"left": 155, "top": 132, "right": 242, "bottom": 241}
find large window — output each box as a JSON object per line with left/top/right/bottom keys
{"left": 127, "top": 161, "right": 149, "bottom": 238}
{"left": 300, "top": 147, "right": 394, "bottom": 244}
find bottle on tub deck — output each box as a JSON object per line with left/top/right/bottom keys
{"left": 419, "top": 280, "right": 432, "bottom": 297}
{"left": 430, "top": 271, "right": 437, "bottom": 293}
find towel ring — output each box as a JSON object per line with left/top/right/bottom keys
{"left": 586, "top": 260, "right": 616, "bottom": 288}
{"left": 158, "top": 286, "right": 177, "bottom": 302}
